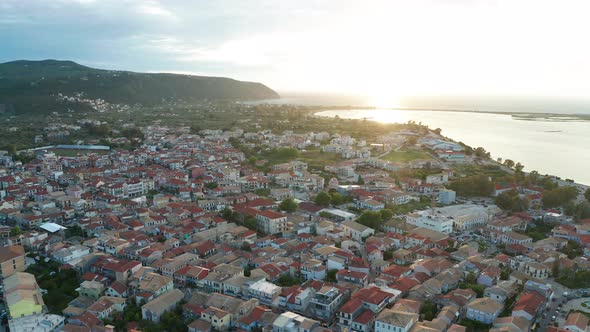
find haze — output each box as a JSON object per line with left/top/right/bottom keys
{"left": 2, "top": 0, "right": 589, "bottom": 100}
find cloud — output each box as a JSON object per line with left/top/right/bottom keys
{"left": 137, "top": 0, "right": 176, "bottom": 19}
{"left": 1, "top": 0, "right": 590, "bottom": 95}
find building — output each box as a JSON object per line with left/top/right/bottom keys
{"left": 309, "top": 286, "right": 344, "bottom": 323}
{"left": 200, "top": 306, "right": 232, "bottom": 331}
{"left": 342, "top": 221, "right": 375, "bottom": 242}
{"left": 248, "top": 279, "right": 281, "bottom": 305}
{"left": 0, "top": 245, "right": 25, "bottom": 278}
{"left": 375, "top": 308, "right": 418, "bottom": 332}
{"left": 256, "top": 210, "right": 289, "bottom": 235}
{"left": 141, "top": 289, "right": 184, "bottom": 322}
{"left": 438, "top": 189, "right": 456, "bottom": 205}
{"left": 4, "top": 272, "right": 45, "bottom": 318}
{"left": 406, "top": 211, "right": 454, "bottom": 234}
{"left": 564, "top": 312, "right": 589, "bottom": 332}
{"left": 272, "top": 311, "right": 319, "bottom": 332}
{"left": 8, "top": 313, "right": 65, "bottom": 332}
{"left": 511, "top": 291, "right": 546, "bottom": 322}
{"left": 52, "top": 245, "right": 90, "bottom": 264}
{"left": 465, "top": 298, "right": 503, "bottom": 324}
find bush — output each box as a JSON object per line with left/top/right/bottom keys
{"left": 448, "top": 175, "right": 494, "bottom": 197}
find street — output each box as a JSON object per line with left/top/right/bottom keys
{"left": 536, "top": 281, "right": 572, "bottom": 332}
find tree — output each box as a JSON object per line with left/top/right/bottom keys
{"left": 561, "top": 240, "right": 584, "bottom": 259}
{"left": 357, "top": 211, "right": 383, "bottom": 230}
{"left": 329, "top": 192, "right": 344, "bottom": 206}
{"left": 514, "top": 162, "right": 525, "bottom": 181}
{"left": 65, "top": 225, "right": 85, "bottom": 238}
{"left": 10, "top": 226, "right": 22, "bottom": 237}
{"left": 383, "top": 250, "right": 393, "bottom": 260}
{"left": 542, "top": 186, "right": 578, "bottom": 208}
{"left": 379, "top": 209, "right": 393, "bottom": 221}
{"left": 465, "top": 272, "right": 477, "bottom": 284}
{"left": 495, "top": 189, "right": 528, "bottom": 212}
{"left": 276, "top": 275, "right": 303, "bottom": 287}
{"left": 241, "top": 242, "right": 252, "bottom": 252}
{"left": 326, "top": 269, "right": 338, "bottom": 282}
{"left": 500, "top": 268, "right": 511, "bottom": 280}
{"left": 420, "top": 300, "right": 437, "bottom": 321}
{"left": 314, "top": 191, "right": 331, "bottom": 206}
{"left": 448, "top": 175, "right": 495, "bottom": 197}
{"left": 552, "top": 260, "right": 560, "bottom": 278}
{"left": 279, "top": 198, "right": 298, "bottom": 213}
{"left": 244, "top": 216, "right": 258, "bottom": 233}
{"left": 503, "top": 159, "right": 515, "bottom": 169}
{"left": 585, "top": 188, "right": 590, "bottom": 203}
{"left": 474, "top": 147, "right": 490, "bottom": 158}
{"left": 204, "top": 182, "right": 218, "bottom": 190}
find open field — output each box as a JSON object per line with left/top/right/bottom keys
{"left": 298, "top": 150, "right": 342, "bottom": 169}
{"left": 380, "top": 150, "right": 431, "bottom": 162}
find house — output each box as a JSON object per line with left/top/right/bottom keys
{"left": 272, "top": 311, "right": 319, "bottom": 332}
{"left": 78, "top": 280, "right": 105, "bottom": 299}
{"left": 484, "top": 280, "right": 518, "bottom": 304}
{"left": 278, "top": 286, "right": 313, "bottom": 313}
{"left": 336, "top": 269, "right": 368, "bottom": 287}
{"left": 248, "top": 279, "right": 281, "bottom": 305}
{"left": 375, "top": 308, "right": 418, "bottom": 332}
{"left": 309, "top": 286, "right": 345, "bottom": 323}
{"left": 511, "top": 291, "right": 545, "bottom": 322}
{"left": 564, "top": 312, "right": 589, "bottom": 332}
{"left": 356, "top": 199, "right": 385, "bottom": 211}
{"left": 53, "top": 245, "right": 91, "bottom": 264}
{"left": 477, "top": 266, "right": 501, "bottom": 287}
{"left": 0, "top": 245, "right": 25, "bottom": 278}
{"left": 256, "top": 210, "right": 289, "bottom": 235}
{"left": 137, "top": 272, "right": 174, "bottom": 299}
{"left": 142, "top": 289, "right": 184, "bottom": 322}
{"left": 465, "top": 298, "right": 503, "bottom": 324}
{"left": 200, "top": 306, "right": 232, "bottom": 331}
{"left": 300, "top": 259, "right": 327, "bottom": 281}
{"left": 87, "top": 296, "right": 126, "bottom": 319}
{"left": 105, "top": 281, "right": 129, "bottom": 298}
{"left": 492, "top": 316, "right": 531, "bottom": 332}
{"left": 3, "top": 272, "right": 45, "bottom": 318}
{"left": 342, "top": 221, "right": 375, "bottom": 242}
{"left": 188, "top": 319, "right": 212, "bottom": 332}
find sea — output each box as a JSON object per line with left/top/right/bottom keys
{"left": 251, "top": 94, "right": 590, "bottom": 185}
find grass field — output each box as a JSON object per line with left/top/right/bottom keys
{"left": 453, "top": 163, "right": 509, "bottom": 179}
{"left": 298, "top": 150, "right": 342, "bottom": 169}
{"left": 380, "top": 150, "right": 431, "bottom": 162}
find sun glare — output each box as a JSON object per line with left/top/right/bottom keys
{"left": 367, "top": 92, "right": 401, "bottom": 109}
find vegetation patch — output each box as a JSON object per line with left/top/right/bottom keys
{"left": 380, "top": 150, "right": 431, "bottom": 162}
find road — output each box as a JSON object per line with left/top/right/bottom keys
{"left": 537, "top": 281, "right": 572, "bottom": 331}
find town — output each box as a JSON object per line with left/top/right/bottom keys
{"left": 0, "top": 117, "right": 589, "bottom": 332}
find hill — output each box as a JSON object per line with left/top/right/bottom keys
{"left": 0, "top": 59, "right": 280, "bottom": 113}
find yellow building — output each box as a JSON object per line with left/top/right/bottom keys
{"left": 3, "top": 272, "right": 45, "bottom": 318}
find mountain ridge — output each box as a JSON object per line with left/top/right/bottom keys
{"left": 0, "top": 59, "right": 280, "bottom": 113}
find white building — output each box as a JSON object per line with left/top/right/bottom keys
{"left": 342, "top": 221, "right": 375, "bottom": 242}
{"left": 52, "top": 245, "right": 91, "bottom": 264}
{"left": 406, "top": 211, "right": 454, "bottom": 234}
{"left": 375, "top": 309, "right": 418, "bottom": 332}
{"left": 438, "top": 189, "right": 456, "bottom": 205}
{"left": 248, "top": 279, "right": 281, "bottom": 305}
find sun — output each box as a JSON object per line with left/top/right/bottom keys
{"left": 367, "top": 92, "right": 402, "bottom": 109}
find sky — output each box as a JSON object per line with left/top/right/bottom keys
{"left": 2, "top": 0, "right": 590, "bottom": 98}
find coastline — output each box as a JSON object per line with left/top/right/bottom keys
{"left": 310, "top": 107, "right": 590, "bottom": 122}
{"left": 313, "top": 109, "right": 590, "bottom": 188}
